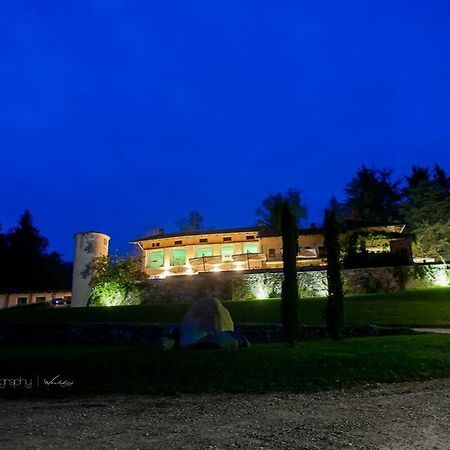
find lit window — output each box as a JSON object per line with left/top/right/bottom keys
{"left": 221, "top": 244, "right": 234, "bottom": 262}
{"left": 243, "top": 242, "right": 259, "bottom": 254}
{"left": 196, "top": 246, "right": 213, "bottom": 257}
{"left": 171, "top": 248, "right": 187, "bottom": 266}
{"left": 147, "top": 250, "right": 164, "bottom": 268}
{"left": 36, "top": 296, "right": 46, "bottom": 303}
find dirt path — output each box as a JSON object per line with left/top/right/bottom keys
{"left": 1, "top": 378, "right": 450, "bottom": 449}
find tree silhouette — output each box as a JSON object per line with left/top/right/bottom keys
{"left": 0, "top": 210, "right": 72, "bottom": 290}
{"left": 176, "top": 211, "right": 204, "bottom": 232}
{"left": 280, "top": 201, "right": 301, "bottom": 345}
{"left": 256, "top": 189, "right": 307, "bottom": 232}
{"left": 342, "top": 166, "right": 401, "bottom": 223}
{"left": 324, "top": 208, "right": 344, "bottom": 340}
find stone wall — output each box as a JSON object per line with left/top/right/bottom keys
{"left": 0, "top": 322, "right": 418, "bottom": 345}
{"left": 141, "top": 263, "right": 449, "bottom": 303}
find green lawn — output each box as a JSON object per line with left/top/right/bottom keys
{"left": 0, "top": 287, "right": 449, "bottom": 327}
{"left": 2, "top": 335, "right": 450, "bottom": 396}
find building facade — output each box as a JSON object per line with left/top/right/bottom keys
{"left": 0, "top": 290, "right": 72, "bottom": 309}
{"left": 133, "top": 227, "right": 326, "bottom": 278}
{"left": 133, "top": 224, "right": 411, "bottom": 279}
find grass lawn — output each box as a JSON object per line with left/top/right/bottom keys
{"left": 0, "top": 287, "right": 449, "bottom": 327}
{"left": 2, "top": 334, "right": 450, "bottom": 396}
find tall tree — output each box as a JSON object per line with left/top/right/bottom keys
{"left": 342, "top": 166, "right": 401, "bottom": 222}
{"left": 280, "top": 201, "right": 301, "bottom": 345}
{"left": 400, "top": 164, "right": 450, "bottom": 262}
{"left": 256, "top": 189, "right": 307, "bottom": 232}
{"left": 0, "top": 210, "right": 72, "bottom": 290}
{"left": 176, "top": 211, "right": 204, "bottom": 232}
{"left": 324, "top": 209, "right": 344, "bottom": 340}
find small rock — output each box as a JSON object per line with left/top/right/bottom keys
{"left": 153, "top": 336, "right": 175, "bottom": 350}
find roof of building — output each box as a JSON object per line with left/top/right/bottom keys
{"left": 132, "top": 226, "right": 263, "bottom": 242}
{"left": 132, "top": 225, "right": 332, "bottom": 242}
{"left": 132, "top": 221, "right": 407, "bottom": 243}
{"left": 0, "top": 288, "right": 71, "bottom": 295}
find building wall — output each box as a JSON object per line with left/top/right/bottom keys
{"left": 141, "top": 263, "right": 449, "bottom": 304}
{"left": 0, "top": 291, "right": 72, "bottom": 309}
{"left": 137, "top": 230, "right": 325, "bottom": 278}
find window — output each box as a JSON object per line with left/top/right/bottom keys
{"left": 147, "top": 250, "right": 164, "bottom": 268}
{"left": 199, "top": 238, "right": 208, "bottom": 243}
{"left": 223, "top": 236, "right": 232, "bottom": 242}
{"left": 155, "top": 242, "right": 160, "bottom": 247}
{"left": 221, "top": 244, "right": 234, "bottom": 262}
{"left": 174, "top": 240, "right": 183, "bottom": 245}
{"left": 171, "top": 248, "right": 186, "bottom": 266}
{"left": 36, "top": 296, "right": 46, "bottom": 303}
{"left": 268, "top": 248, "right": 276, "bottom": 258}
{"left": 243, "top": 242, "right": 259, "bottom": 254}
{"left": 17, "top": 297, "right": 27, "bottom": 306}
{"left": 196, "top": 246, "right": 213, "bottom": 258}
{"left": 246, "top": 235, "right": 255, "bottom": 240}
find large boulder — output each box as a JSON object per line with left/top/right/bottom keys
{"left": 208, "top": 331, "right": 239, "bottom": 349}
{"left": 179, "top": 297, "right": 234, "bottom": 348}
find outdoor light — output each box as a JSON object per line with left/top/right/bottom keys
{"left": 433, "top": 269, "right": 449, "bottom": 287}
{"left": 256, "top": 287, "right": 268, "bottom": 300}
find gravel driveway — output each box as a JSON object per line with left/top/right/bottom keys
{"left": 1, "top": 378, "right": 449, "bottom": 449}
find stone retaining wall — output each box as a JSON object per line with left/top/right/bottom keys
{"left": 0, "top": 322, "right": 418, "bottom": 345}
{"left": 141, "top": 263, "right": 449, "bottom": 303}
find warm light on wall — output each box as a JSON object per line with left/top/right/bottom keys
{"left": 256, "top": 286, "right": 269, "bottom": 300}
{"left": 433, "top": 269, "right": 449, "bottom": 287}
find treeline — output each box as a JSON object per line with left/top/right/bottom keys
{"left": 333, "top": 164, "right": 450, "bottom": 262}
{"left": 0, "top": 210, "right": 72, "bottom": 290}
{"left": 255, "top": 164, "right": 450, "bottom": 263}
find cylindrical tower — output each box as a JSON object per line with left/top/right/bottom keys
{"left": 71, "top": 231, "right": 110, "bottom": 307}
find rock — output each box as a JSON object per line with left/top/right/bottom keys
{"left": 208, "top": 331, "right": 239, "bottom": 349}
{"left": 154, "top": 337, "right": 175, "bottom": 350}
{"left": 179, "top": 297, "right": 234, "bottom": 348}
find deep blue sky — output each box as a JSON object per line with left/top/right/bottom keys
{"left": 1, "top": 1, "right": 449, "bottom": 260}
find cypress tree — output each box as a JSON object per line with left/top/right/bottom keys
{"left": 280, "top": 201, "right": 301, "bottom": 345}
{"left": 324, "top": 209, "right": 344, "bottom": 340}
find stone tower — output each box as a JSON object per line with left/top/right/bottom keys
{"left": 71, "top": 231, "right": 110, "bottom": 307}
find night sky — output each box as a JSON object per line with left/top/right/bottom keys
{"left": 1, "top": 1, "right": 449, "bottom": 260}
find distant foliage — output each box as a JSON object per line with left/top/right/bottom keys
{"left": 341, "top": 166, "right": 401, "bottom": 222}
{"left": 400, "top": 165, "right": 450, "bottom": 262}
{"left": 89, "top": 255, "right": 147, "bottom": 307}
{"left": 0, "top": 210, "right": 72, "bottom": 290}
{"left": 256, "top": 189, "right": 307, "bottom": 233}
{"left": 176, "top": 210, "right": 205, "bottom": 232}
{"left": 334, "top": 164, "right": 450, "bottom": 263}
